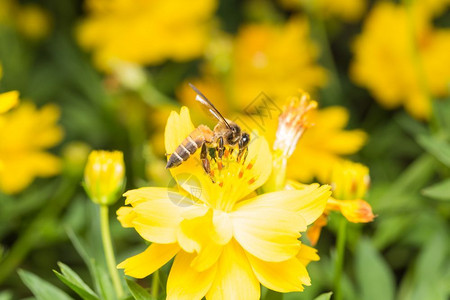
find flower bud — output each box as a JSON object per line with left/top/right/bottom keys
{"left": 84, "top": 150, "right": 125, "bottom": 206}
{"left": 330, "top": 160, "right": 370, "bottom": 200}
{"left": 327, "top": 197, "right": 375, "bottom": 223}
{"left": 339, "top": 199, "right": 375, "bottom": 223}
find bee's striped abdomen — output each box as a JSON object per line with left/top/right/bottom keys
{"left": 166, "top": 126, "right": 211, "bottom": 169}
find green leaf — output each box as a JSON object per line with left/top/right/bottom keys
{"left": 264, "top": 289, "right": 283, "bottom": 300}
{"left": 18, "top": 269, "right": 73, "bottom": 300}
{"left": 66, "top": 228, "right": 115, "bottom": 300}
{"left": 355, "top": 239, "right": 395, "bottom": 300}
{"left": 417, "top": 134, "right": 450, "bottom": 167}
{"left": 53, "top": 262, "right": 99, "bottom": 300}
{"left": 126, "top": 279, "right": 154, "bottom": 300}
{"left": 0, "top": 291, "right": 12, "bottom": 300}
{"left": 410, "top": 231, "right": 448, "bottom": 300}
{"left": 432, "top": 99, "right": 450, "bottom": 132}
{"left": 396, "top": 112, "right": 428, "bottom": 137}
{"left": 313, "top": 292, "right": 333, "bottom": 300}
{"left": 422, "top": 178, "right": 450, "bottom": 201}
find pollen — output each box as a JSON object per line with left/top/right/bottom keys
{"left": 205, "top": 145, "right": 256, "bottom": 189}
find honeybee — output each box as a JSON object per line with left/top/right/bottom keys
{"left": 166, "top": 83, "right": 250, "bottom": 176}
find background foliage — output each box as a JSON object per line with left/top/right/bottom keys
{"left": 0, "top": 0, "right": 449, "bottom": 299}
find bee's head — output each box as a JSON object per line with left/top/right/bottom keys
{"left": 226, "top": 123, "right": 242, "bottom": 145}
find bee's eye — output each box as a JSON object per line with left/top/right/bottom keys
{"left": 240, "top": 133, "right": 250, "bottom": 148}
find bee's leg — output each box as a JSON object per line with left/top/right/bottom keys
{"left": 237, "top": 143, "right": 248, "bottom": 163}
{"left": 201, "top": 143, "right": 210, "bottom": 174}
{"left": 201, "top": 144, "right": 216, "bottom": 183}
{"left": 217, "top": 137, "right": 225, "bottom": 159}
{"left": 237, "top": 133, "right": 250, "bottom": 163}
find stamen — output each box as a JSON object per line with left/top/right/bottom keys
{"left": 273, "top": 91, "right": 317, "bottom": 158}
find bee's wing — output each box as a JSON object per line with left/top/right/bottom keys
{"left": 189, "top": 83, "right": 231, "bottom": 129}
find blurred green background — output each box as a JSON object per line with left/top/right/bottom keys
{"left": 0, "top": 0, "right": 449, "bottom": 299}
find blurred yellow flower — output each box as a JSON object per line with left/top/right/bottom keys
{"left": 287, "top": 106, "right": 367, "bottom": 183}
{"left": 117, "top": 107, "right": 331, "bottom": 299}
{"left": 0, "top": 0, "right": 50, "bottom": 40}
{"left": 0, "top": 91, "right": 19, "bottom": 114}
{"left": 15, "top": 3, "right": 51, "bottom": 40}
{"left": 0, "top": 102, "right": 63, "bottom": 194}
{"left": 77, "top": 0, "right": 217, "bottom": 71}
{"left": 231, "top": 18, "right": 327, "bottom": 108}
{"left": 84, "top": 150, "right": 125, "bottom": 206}
{"left": 351, "top": 2, "right": 450, "bottom": 119}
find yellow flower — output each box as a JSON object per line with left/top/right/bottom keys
{"left": 0, "top": 102, "right": 63, "bottom": 194}
{"left": 84, "top": 150, "right": 125, "bottom": 206}
{"left": 77, "top": 0, "right": 217, "bottom": 71}
{"left": 0, "top": 90, "right": 19, "bottom": 114}
{"left": 287, "top": 106, "right": 367, "bottom": 183}
{"left": 0, "top": 0, "right": 50, "bottom": 39}
{"left": 117, "top": 107, "right": 331, "bottom": 299}
{"left": 15, "top": 3, "right": 51, "bottom": 40}
{"left": 179, "top": 84, "right": 367, "bottom": 184}
{"left": 350, "top": 2, "right": 450, "bottom": 119}
{"left": 231, "top": 18, "right": 327, "bottom": 108}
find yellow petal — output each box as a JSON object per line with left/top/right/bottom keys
{"left": 165, "top": 106, "right": 195, "bottom": 155}
{"left": 247, "top": 253, "right": 310, "bottom": 293}
{"left": 235, "top": 184, "right": 331, "bottom": 225}
{"left": 191, "top": 242, "right": 224, "bottom": 272}
{"left": 206, "top": 240, "right": 260, "bottom": 300}
{"left": 116, "top": 206, "right": 135, "bottom": 228}
{"left": 0, "top": 90, "right": 19, "bottom": 114}
{"left": 296, "top": 244, "right": 320, "bottom": 266}
{"left": 124, "top": 188, "right": 184, "bottom": 244}
{"left": 211, "top": 210, "right": 233, "bottom": 245}
{"left": 231, "top": 206, "right": 304, "bottom": 262}
{"left": 176, "top": 209, "right": 213, "bottom": 253}
{"left": 117, "top": 243, "right": 180, "bottom": 279}
{"left": 163, "top": 106, "right": 215, "bottom": 206}
{"left": 167, "top": 251, "right": 217, "bottom": 300}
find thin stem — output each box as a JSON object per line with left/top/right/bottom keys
{"left": 333, "top": 217, "right": 347, "bottom": 300}
{"left": 100, "top": 205, "right": 124, "bottom": 299}
{"left": 151, "top": 269, "right": 160, "bottom": 299}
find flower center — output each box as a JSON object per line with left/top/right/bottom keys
{"left": 206, "top": 145, "right": 257, "bottom": 212}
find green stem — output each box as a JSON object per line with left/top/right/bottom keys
{"left": 333, "top": 217, "right": 347, "bottom": 300}
{"left": 0, "top": 177, "right": 77, "bottom": 284}
{"left": 100, "top": 205, "right": 124, "bottom": 299}
{"left": 151, "top": 269, "right": 160, "bottom": 299}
